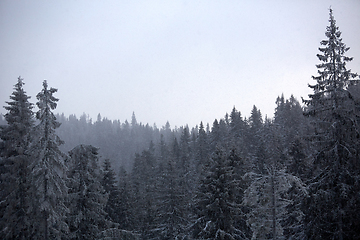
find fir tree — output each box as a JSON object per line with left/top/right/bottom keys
{"left": 194, "top": 148, "right": 247, "bottom": 240}
{"left": 248, "top": 105, "right": 265, "bottom": 169}
{"left": 243, "top": 120, "right": 307, "bottom": 240}
{"left": 117, "top": 166, "right": 132, "bottom": 230}
{"left": 249, "top": 105, "right": 263, "bottom": 131}
{"left": 178, "top": 126, "right": 194, "bottom": 193}
{"left": 243, "top": 166, "right": 305, "bottom": 240}
{"left": 66, "top": 145, "right": 109, "bottom": 240}
{"left": 0, "top": 77, "right": 34, "bottom": 239}
{"left": 303, "top": 8, "right": 360, "bottom": 239}
{"left": 229, "top": 107, "right": 245, "bottom": 149}
{"left": 274, "top": 95, "right": 310, "bottom": 179}
{"left": 101, "top": 159, "right": 122, "bottom": 224}
{"left": 130, "top": 143, "right": 157, "bottom": 239}
{"left": 210, "top": 119, "right": 221, "bottom": 151}
{"left": 155, "top": 155, "right": 189, "bottom": 239}
{"left": 0, "top": 77, "right": 34, "bottom": 157}
{"left": 195, "top": 121, "right": 209, "bottom": 175}
{"left": 29, "top": 80, "right": 68, "bottom": 239}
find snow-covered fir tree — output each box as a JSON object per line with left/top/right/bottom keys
{"left": 194, "top": 122, "right": 209, "bottom": 176}
{"left": 66, "top": 144, "right": 109, "bottom": 240}
{"left": 177, "top": 127, "right": 196, "bottom": 221}
{"left": 154, "top": 143, "right": 190, "bottom": 240}
{"left": 0, "top": 77, "right": 34, "bottom": 157}
{"left": 130, "top": 142, "right": 157, "bottom": 239}
{"left": 273, "top": 95, "right": 311, "bottom": 239}
{"left": 29, "top": 80, "right": 68, "bottom": 239}
{"left": 101, "top": 158, "right": 122, "bottom": 224}
{"left": 243, "top": 119, "right": 307, "bottom": 240}
{"left": 243, "top": 166, "right": 306, "bottom": 240}
{"left": 303, "top": 8, "right": 360, "bottom": 239}
{"left": 229, "top": 107, "right": 247, "bottom": 155}
{"left": 0, "top": 77, "right": 34, "bottom": 239}
{"left": 117, "top": 166, "right": 132, "bottom": 230}
{"left": 194, "top": 148, "right": 248, "bottom": 240}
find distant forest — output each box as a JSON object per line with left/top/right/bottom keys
{"left": 1, "top": 9, "right": 360, "bottom": 240}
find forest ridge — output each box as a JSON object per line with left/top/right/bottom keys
{"left": 1, "top": 9, "right": 360, "bottom": 240}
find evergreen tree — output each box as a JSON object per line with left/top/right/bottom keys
{"left": 0, "top": 77, "right": 34, "bottom": 239}
{"left": 243, "top": 166, "right": 305, "bottom": 240}
{"left": 130, "top": 143, "right": 157, "bottom": 239}
{"left": 274, "top": 95, "right": 310, "bottom": 179}
{"left": 117, "top": 166, "right": 132, "bottom": 230}
{"left": 178, "top": 127, "right": 196, "bottom": 226}
{"left": 248, "top": 105, "right": 264, "bottom": 159}
{"left": 248, "top": 106, "right": 266, "bottom": 175}
{"left": 178, "top": 126, "right": 194, "bottom": 193}
{"left": 0, "top": 77, "right": 34, "bottom": 157}
{"left": 303, "top": 8, "right": 360, "bottom": 239}
{"left": 229, "top": 107, "right": 246, "bottom": 150}
{"left": 29, "top": 80, "right": 68, "bottom": 239}
{"left": 66, "top": 145, "right": 108, "bottom": 240}
{"left": 243, "top": 120, "right": 307, "bottom": 240}
{"left": 155, "top": 154, "right": 189, "bottom": 239}
{"left": 210, "top": 119, "right": 221, "bottom": 151}
{"left": 249, "top": 105, "right": 263, "bottom": 131}
{"left": 195, "top": 122, "right": 209, "bottom": 176}
{"left": 194, "top": 148, "right": 247, "bottom": 240}
{"left": 101, "top": 159, "right": 122, "bottom": 224}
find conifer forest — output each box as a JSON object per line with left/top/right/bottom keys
{"left": 1, "top": 9, "right": 360, "bottom": 240}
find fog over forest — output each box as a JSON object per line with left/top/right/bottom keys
{"left": 1, "top": 7, "right": 360, "bottom": 240}
{"left": 1, "top": 1, "right": 360, "bottom": 127}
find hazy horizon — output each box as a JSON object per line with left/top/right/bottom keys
{"left": 1, "top": 0, "right": 359, "bottom": 128}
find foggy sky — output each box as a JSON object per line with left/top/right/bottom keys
{"left": 1, "top": 0, "right": 360, "bottom": 128}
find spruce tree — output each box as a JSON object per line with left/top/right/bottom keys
{"left": 0, "top": 77, "right": 34, "bottom": 239}
{"left": 194, "top": 122, "right": 209, "bottom": 176}
{"left": 243, "top": 120, "right": 307, "bottom": 240}
{"left": 248, "top": 105, "right": 264, "bottom": 166}
{"left": 1, "top": 77, "right": 34, "bottom": 157}
{"left": 229, "top": 107, "right": 246, "bottom": 150}
{"left": 243, "top": 166, "right": 305, "bottom": 240}
{"left": 101, "top": 159, "right": 122, "bottom": 224}
{"left": 130, "top": 144, "right": 157, "bottom": 239}
{"left": 29, "top": 80, "right": 68, "bottom": 239}
{"left": 274, "top": 95, "right": 310, "bottom": 178}
{"left": 210, "top": 119, "right": 221, "bottom": 151}
{"left": 178, "top": 126, "right": 194, "bottom": 195}
{"left": 303, "top": 8, "right": 360, "bottom": 239}
{"left": 66, "top": 145, "right": 109, "bottom": 240}
{"left": 194, "top": 148, "right": 247, "bottom": 240}
{"left": 117, "top": 166, "right": 132, "bottom": 230}
{"left": 155, "top": 155, "right": 188, "bottom": 239}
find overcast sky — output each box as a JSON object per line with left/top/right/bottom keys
{"left": 1, "top": 0, "right": 359, "bottom": 128}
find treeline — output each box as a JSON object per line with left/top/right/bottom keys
{"left": 54, "top": 112, "right": 177, "bottom": 172}
{"left": 0, "top": 75, "right": 311, "bottom": 239}
{"left": 120, "top": 96, "right": 313, "bottom": 239}
{"left": 1, "top": 8, "right": 360, "bottom": 240}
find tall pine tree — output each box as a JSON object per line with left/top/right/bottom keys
{"left": 29, "top": 80, "right": 68, "bottom": 239}
{"left": 303, "top": 8, "right": 360, "bottom": 239}
{"left": 0, "top": 77, "right": 34, "bottom": 239}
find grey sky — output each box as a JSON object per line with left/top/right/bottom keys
{"left": 1, "top": 0, "right": 359, "bottom": 128}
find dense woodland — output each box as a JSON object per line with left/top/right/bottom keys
{"left": 1, "top": 9, "right": 360, "bottom": 240}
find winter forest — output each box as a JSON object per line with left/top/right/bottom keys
{"left": 1, "top": 9, "right": 360, "bottom": 240}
